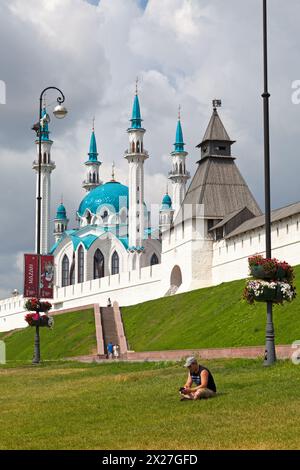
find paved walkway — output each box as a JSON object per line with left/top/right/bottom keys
{"left": 66, "top": 344, "right": 293, "bottom": 363}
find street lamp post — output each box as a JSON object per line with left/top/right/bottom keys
{"left": 262, "top": 0, "right": 276, "bottom": 365}
{"left": 32, "top": 86, "right": 67, "bottom": 364}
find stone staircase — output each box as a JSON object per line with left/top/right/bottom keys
{"left": 100, "top": 306, "right": 120, "bottom": 355}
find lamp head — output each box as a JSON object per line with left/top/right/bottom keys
{"left": 53, "top": 104, "right": 68, "bottom": 119}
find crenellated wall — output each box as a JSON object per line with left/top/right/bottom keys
{"left": 212, "top": 214, "right": 300, "bottom": 284}
{"left": 0, "top": 263, "right": 163, "bottom": 332}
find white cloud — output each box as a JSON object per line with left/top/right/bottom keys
{"left": 1, "top": 0, "right": 300, "bottom": 297}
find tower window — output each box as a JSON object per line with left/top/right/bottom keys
{"left": 62, "top": 255, "right": 69, "bottom": 287}
{"left": 150, "top": 253, "right": 159, "bottom": 266}
{"left": 132, "top": 142, "right": 135, "bottom": 153}
{"left": 94, "top": 249, "right": 104, "bottom": 279}
{"left": 136, "top": 141, "right": 140, "bottom": 153}
{"left": 111, "top": 251, "right": 119, "bottom": 275}
{"left": 78, "top": 245, "right": 84, "bottom": 283}
{"left": 86, "top": 211, "right": 92, "bottom": 224}
{"left": 101, "top": 210, "right": 108, "bottom": 222}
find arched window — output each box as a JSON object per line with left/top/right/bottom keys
{"left": 136, "top": 141, "right": 140, "bottom": 152}
{"left": 179, "top": 162, "right": 183, "bottom": 174}
{"left": 111, "top": 251, "right": 119, "bottom": 275}
{"left": 93, "top": 173, "right": 96, "bottom": 183}
{"left": 43, "top": 152, "right": 47, "bottom": 164}
{"left": 101, "top": 210, "right": 108, "bottom": 222}
{"left": 150, "top": 253, "right": 159, "bottom": 266}
{"left": 78, "top": 245, "right": 84, "bottom": 283}
{"left": 86, "top": 211, "right": 92, "bottom": 225}
{"left": 62, "top": 255, "right": 69, "bottom": 287}
{"left": 132, "top": 141, "right": 135, "bottom": 153}
{"left": 70, "top": 253, "right": 75, "bottom": 285}
{"left": 141, "top": 142, "right": 143, "bottom": 152}
{"left": 94, "top": 249, "right": 104, "bottom": 279}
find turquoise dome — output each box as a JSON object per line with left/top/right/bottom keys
{"left": 56, "top": 203, "right": 67, "bottom": 220}
{"left": 161, "top": 193, "right": 172, "bottom": 210}
{"left": 78, "top": 181, "right": 129, "bottom": 216}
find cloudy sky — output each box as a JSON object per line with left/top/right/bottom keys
{"left": 0, "top": 0, "right": 300, "bottom": 298}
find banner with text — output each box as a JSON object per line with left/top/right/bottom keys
{"left": 24, "top": 254, "right": 39, "bottom": 298}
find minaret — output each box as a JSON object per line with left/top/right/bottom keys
{"left": 53, "top": 201, "right": 69, "bottom": 243}
{"left": 168, "top": 106, "right": 190, "bottom": 216}
{"left": 82, "top": 119, "right": 102, "bottom": 192}
{"left": 159, "top": 188, "right": 174, "bottom": 233}
{"left": 32, "top": 105, "right": 55, "bottom": 254}
{"left": 124, "top": 80, "right": 149, "bottom": 249}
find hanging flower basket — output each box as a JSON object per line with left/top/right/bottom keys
{"left": 243, "top": 280, "right": 296, "bottom": 305}
{"left": 250, "top": 264, "right": 274, "bottom": 279}
{"left": 24, "top": 298, "right": 52, "bottom": 313}
{"left": 248, "top": 255, "right": 295, "bottom": 283}
{"left": 24, "top": 313, "right": 54, "bottom": 328}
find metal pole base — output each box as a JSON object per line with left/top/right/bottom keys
{"left": 263, "top": 301, "right": 276, "bottom": 366}
{"left": 32, "top": 325, "right": 41, "bottom": 364}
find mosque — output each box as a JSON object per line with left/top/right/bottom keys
{"left": 1, "top": 89, "right": 300, "bottom": 332}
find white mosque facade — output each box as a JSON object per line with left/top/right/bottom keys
{"left": 1, "top": 92, "right": 300, "bottom": 332}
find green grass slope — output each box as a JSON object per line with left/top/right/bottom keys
{"left": 0, "top": 359, "right": 299, "bottom": 449}
{"left": 0, "top": 309, "right": 96, "bottom": 360}
{"left": 122, "top": 265, "right": 300, "bottom": 351}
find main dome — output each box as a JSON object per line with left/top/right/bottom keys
{"left": 78, "top": 181, "right": 129, "bottom": 217}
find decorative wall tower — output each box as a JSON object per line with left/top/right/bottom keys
{"left": 196, "top": 100, "right": 235, "bottom": 160}
{"left": 159, "top": 189, "right": 174, "bottom": 233}
{"left": 124, "top": 82, "right": 149, "bottom": 249}
{"left": 53, "top": 202, "right": 69, "bottom": 243}
{"left": 82, "top": 120, "right": 102, "bottom": 192}
{"left": 168, "top": 107, "right": 190, "bottom": 217}
{"left": 32, "top": 106, "right": 55, "bottom": 254}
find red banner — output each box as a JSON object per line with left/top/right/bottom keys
{"left": 24, "top": 254, "right": 39, "bottom": 298}
{"left": 40, "top": 255, "right": 54, "bottom": 299}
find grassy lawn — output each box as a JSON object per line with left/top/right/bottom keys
{"left": 122, "top": 265, "right": 300, "bottom": 351}
{"left": 0, "top": 359, "right": 299, "bottom": 450}
{"left": 0, "top": 309, "right": 96, "bottom": 361}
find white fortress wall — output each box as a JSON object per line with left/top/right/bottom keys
{"left": 212, "top": 214, "right": 300, "bottom": 285}
{"left": 0, "top": 263, "right": 163, "bottom": 332}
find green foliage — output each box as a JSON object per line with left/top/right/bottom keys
{"left": 0, "top": 359, "right": 299, "bottom": 449}
{"left": 0, "top": 309, "right": 96, "bottom": 360}
{"left": 122, "top": 265, "right": 300, "bottom": 351}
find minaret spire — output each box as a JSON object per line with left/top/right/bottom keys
{"left": 135, "top": 76, "right": 139, "bottom": 95}
{"left": 125, "top": 84, "right": 149, "bottom": 254}
{"left": 82, "top": 120, "right": 102, "bottom": 192}
{"left": 111, "top": 161, "right": 115, "bottom": 181}
{"left": 168, "top": 106, "right": 190, "bottom": 216}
